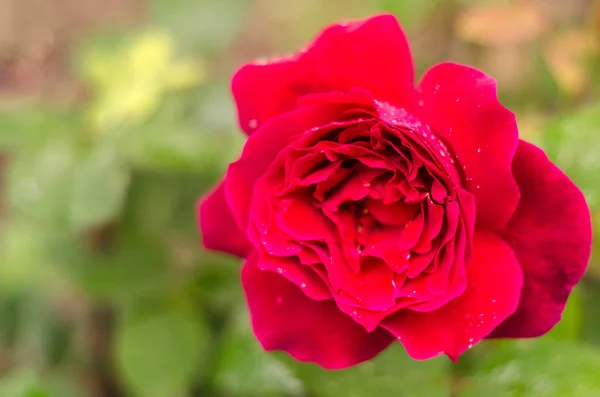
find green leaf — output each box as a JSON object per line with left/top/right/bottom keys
{"left": 0, "top": 106, "right": 77, "bottom": 151}
{"left": 460, "top": 339, "right": 600, "bottom": 396}
{"left": 211, "top": 307, "right": 305, "bottom": 397}
{"left": 114, "top": 310, "right": 210, "bottom": 397}
{"left": 70, "top": 145, "right": 130, "bottom": 231}
{"left": 0, "top": 222, "right": 55, "bottom": 292}
{"left": 289, "top": 344, "right": 450, "bottom": 397}
{"left": 78, "top": 235, "right": 168, "bottom": 303}
{"left": 541, "top": 102, "right": 600, "bottom": 207}
{"left": 0, "top": 371, "right": 50, "bottom": 397}
{"left": 6, "top": 143, "right": 76, "bottom": 228}
{"left": 0, "top": 371, "right": 85, "bottom": 397}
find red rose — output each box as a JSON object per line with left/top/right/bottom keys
{"left": 197, "top": 15, "right": 591, "bottom": 368}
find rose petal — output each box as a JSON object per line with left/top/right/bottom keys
{"left": 225, "top": 103, "right": 353, "bottom": 230}
{"left": 415, "top": 62, "right": 520, "bottom": 230}
{"left": 382, "top": 232, "right": 522, "bottom": 360}
{"left": 257, "top": 252, "right": 332, "bottom": 300}
{"left": 242, "top": 254, "right": 394, "bottom": 369}
{"left": 197, "top": 182, "right": 252, "bottom": 257}
{"left": 233, "top": 14, "right": 414, "bottom": 134}
{"left": 490, "top": 140, "right": 591, "bottom": 338}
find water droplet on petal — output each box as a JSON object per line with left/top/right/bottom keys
{"left": 249, "top": 119, "right": 258, "bottom": 129}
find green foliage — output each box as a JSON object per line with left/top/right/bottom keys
{"left": 290, "top": 345, "right": 450, "bottom": 397}
{"left": 461, "top": 340, "right": 600, "bottom": 397}
{"left": 114, "top": 310, "right": 210, "bottom": 397}
{"left": 70, "top": 145, "right": 130, "bottom": 231}
{"left": 211, "top": 308, "right": 305, "bottom": 397}
{"left": 542, "top": 102, "right": 600, "bottom": 207}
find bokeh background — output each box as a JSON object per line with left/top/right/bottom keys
{"left": 0, "top": 0, "right": 599, "bottom": 396}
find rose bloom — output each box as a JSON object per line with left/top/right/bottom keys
{"left": 197, "top": 15, "right": 591, "bottom": 369}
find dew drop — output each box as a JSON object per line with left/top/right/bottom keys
{"left": 476, "top": 185, "right": 480, "bottom": 189}
{"left": 248, "top": 119, "right": 258, "bottom": 129}
{"left": 477, "top": 148, "right": 481, "bottom": 153}
{"left": 300, "top": 282, "right": 307, "bottom": 289}
{"left": 418, "top": 100, "right": 424, "bottom": 107}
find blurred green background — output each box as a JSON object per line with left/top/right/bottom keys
{"left": 0, "top": 0, "right": 600, "bottom": 396}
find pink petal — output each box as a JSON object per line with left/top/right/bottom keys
{"left": 242, "top": 254, "right": 394, "bottom": 369}
{"left": 490, "top": 140, "right": 591, "bottom": 338}
{"left": 233, "top": 14, "right": 414, "bottom": 134}
{"left": 415, "top": 62, "right": 520, "bottom": 231}
{"left": 197, "top": 182, "right": 252, "bottom": 257}
{"left": 382, "top": 232, "right": 522, "bottom": 360}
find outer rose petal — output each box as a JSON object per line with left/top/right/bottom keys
{"left": 197, "top": 182, "right": 252, "bottom": 257}
{"left": 415, "top": 62, "right": 520, "bottom": 231}
{"left": 242, "top": 254, "right": 395, "bottom": 369}
{"left": 233, "top": 14, "right": 414, "bottom": 135}
{"left": 382, "top": 232, "right": 522, "bottom": 360}
{"left": 490, "top": 140, "right": 591, "bottom": 338}
{"left": 225, "top": 102, "right": 360, "bottom": 230}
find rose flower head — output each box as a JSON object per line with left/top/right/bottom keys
{"left": 197, "top": 15, "right": 591, "bottom": 369}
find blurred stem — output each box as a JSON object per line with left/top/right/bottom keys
{"left": 82, "top": 304, "right": 124, "bottom": 397}
{"left": 449, "top": 351, "right": 473, "bottom": 397}
{"left": 78, "top": 224, "right": 125, "bottom": 397}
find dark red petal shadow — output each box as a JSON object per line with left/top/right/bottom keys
{"left": 198, "top": 182, "right": 252, "bottom": 257}
{"left": 415, "top": 62, "right": 520, "bottom": 231}
{"left": 233, "top": 14, "right": 414, "bottom": 135}
{"left": 489, "top": 140, "right": 591, "bottom": 338}
{"left": 382, "top": 232, "right": 522, "bottom": 360}
{"left": 242, "top": 254, "right": 395, "bottom": 369}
